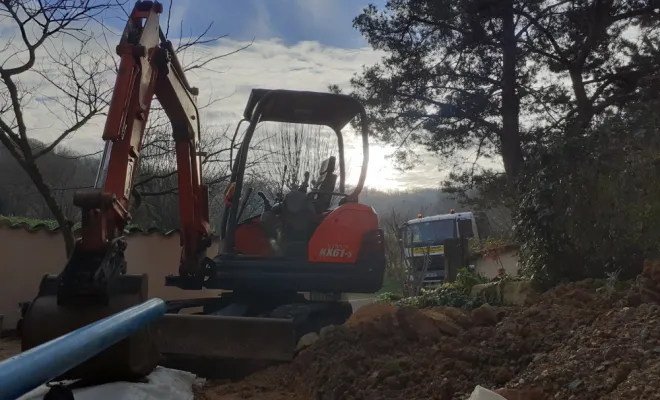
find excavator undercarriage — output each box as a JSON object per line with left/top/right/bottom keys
{"left": 19, "top": 0, "right": 385, "bottom": 384}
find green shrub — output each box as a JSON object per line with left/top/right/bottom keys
{"left": 376, "top": 284, "right": 484, "bottom": 309}
{"left": 0, "top": 215, "right": 63, "bottom": 229}
{"left": 454, "top": 267, "right": 488, "bottom": 294}
{"left": 375, "top": 267, "right": 490, "bottom": 310}
{"left": 375, "top": 291, "right": 402, "bottom": 303}
{"left": 516, "top": 108, "right": 660, "bottom": 285}
{"left": 396, "top": 284, "right": 485, "bottom": 310}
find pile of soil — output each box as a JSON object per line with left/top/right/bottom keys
{"left": 200, "top": 262, "right": 660, "bottom": 400}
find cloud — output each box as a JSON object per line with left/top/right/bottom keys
{"left": 183, "top": 39, "right": 383, "bottom": 118}
{"left": 0, "top": 15, "right": 482, "bottom": 190}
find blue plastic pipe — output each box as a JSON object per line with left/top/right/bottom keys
{"left": 0, "top": 298, "right": 166, "bottom": 400}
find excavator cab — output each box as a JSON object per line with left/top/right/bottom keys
{"left": 157, "top": 87, "right": 383, "bottom": 290}
{"left": 255, "top": 154, "right": 337, "bottom": 258}
{"left": 172, "top": 88, "right": 386, "bottom": 295}
{"left": 160, "top": 89, "right": 386, "bottom": 373}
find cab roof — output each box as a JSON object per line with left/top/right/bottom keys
{"left": 243, "top": 88, "right": 363, "bottom": 131}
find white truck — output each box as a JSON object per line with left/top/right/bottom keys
{"left": 399, "top": 210, "right": 478, "bottom": 285}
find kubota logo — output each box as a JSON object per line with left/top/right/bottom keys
{"left": 319, "top": 244, "right": 352, "bottom": 258}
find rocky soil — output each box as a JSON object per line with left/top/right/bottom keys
{"left": 198, "top": 261, "right": 660, "bottom": 400}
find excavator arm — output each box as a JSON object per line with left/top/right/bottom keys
{"left": 20, "top": 1, "right": 219, "bottom": 383}
{"left": 70, "top": 0, "right": 211, "bottom": 297}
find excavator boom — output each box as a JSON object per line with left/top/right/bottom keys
{"left": 80, "top": 0, "right": 211, "bottom": 278}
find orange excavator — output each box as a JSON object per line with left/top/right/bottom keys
{"left": 20, "top": 0, "right": 385, "bottom": 382}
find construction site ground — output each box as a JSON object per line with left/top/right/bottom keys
{"left": 195, "top": 274, "right": 660, "bottom": 400}
{"left": 4, "top": 261, "right": 660, "bottom": 400}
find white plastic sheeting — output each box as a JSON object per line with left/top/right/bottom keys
{"left": 17, "top": 367, "right": 201, "bottom": 400}
{"left": 468, "top": 385, "right": 507, "bottom": 400}
{"left": 14, "top": 371, "right": 507, "bottom": 400}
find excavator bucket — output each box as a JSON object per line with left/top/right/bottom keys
{"left": 21, "top": 275, "right": 297, "bottom": 382}
{"left": 20, "top": 274, "right": 160, "bottom": 383}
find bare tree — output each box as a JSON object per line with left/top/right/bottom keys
{"left": 262, "top": 123, "right": 334, "bottom": 191}
{"left": 0, "top": 1, "right": 120, "bottom": 253}
{"left": 129, "top": 119, "right": 278, "bottom": 230}
{"left": 129, "top": 123, "right": 233, "bottom": 229}
{"left": 0, "top": 1, "right": 252, "bottom": 251}
{"left": 380, "top": 205, "right": 437, "bottom": 296}
{"left": 381, "top": 207, "right": 407, "bottom": 294}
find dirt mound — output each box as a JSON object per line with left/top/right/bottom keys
{"left": 345, "top": 302, "right": 397, "bottom": 328}
{"left": 201, "top": 273, "right": 660, "bottom": 400}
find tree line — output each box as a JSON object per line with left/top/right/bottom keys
{"left": 335, "top": 0, "right": 660, "bottom": 284}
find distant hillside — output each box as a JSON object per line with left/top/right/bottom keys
{"left": 360, "top": 187, "right": 464, "bottom": 221}
{"left": 0, "top": 141, "right": 509, "bottom": 236}
{"left": 360, "top": 187, "right": 512, "bottom": 238}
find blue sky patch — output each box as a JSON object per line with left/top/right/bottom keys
{"left": 104, "top": 0, "right": 387, "bottom": 48}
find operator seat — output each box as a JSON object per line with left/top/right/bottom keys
{"left": 267, "top": 187, "right": 318, "bottom": 259}
{"left": 312, "top": 156, "right": 337, "bottom": 213}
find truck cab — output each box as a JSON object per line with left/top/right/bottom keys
{"left": 399, "top": 210, "right": 478, "bottom": 285}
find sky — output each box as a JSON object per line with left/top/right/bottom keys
{"left": 0, "top": 0, "right": 483, "bottom": 191}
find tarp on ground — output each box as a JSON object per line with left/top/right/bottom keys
{"left": 468, "top": 385, "right": 507, "bottom": 400}
{"left": 17, "top": 367, "right": 200, "bottom": 400}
